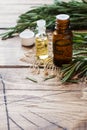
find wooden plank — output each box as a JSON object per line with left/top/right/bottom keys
{"left": 0, "top": 0, "right": 53, "bottom": 28}
{"left": 0, "top": 5, "right": 36, "bottom": 14}
{"left": 0, "top": 0, "right": 53, "bottom": 4}
{"left": 0, "top": 1, "right": 86, "bottom": 130}
{"left": 0, "top": 4, "right": 36, "bottom": 28}
{"left": 0, "top": 81, "right": 9, "bottom": 130}
{"left": 0, "top": 36, "right": 32, "bottom": 67}
{"left": 0, "top": 68, "right": 87, "bottom": 130}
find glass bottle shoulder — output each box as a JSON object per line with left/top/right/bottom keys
{"left": 36, "top": 32, "right": 47, "bottom": 37}
{"left": 35, "top": 32, "right": 48, "bottom": 41}
{"left": 53, "top": 29, "right": 72, "bottom": 39}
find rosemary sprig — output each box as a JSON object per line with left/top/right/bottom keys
{"left": 60, "top": 31, "right": 87, "bottom": 83}
{"left": 0, "top": 0, "right": 87, "bottom": 39}
{"left": 61, "top": 54, "right": 87, "bottom": 83}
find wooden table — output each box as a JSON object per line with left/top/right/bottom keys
{"left": 0, "top": 0, "right": 87, "bottom": 130}
{"left": 0, "top": 33, "right": 87, "bottom": 130}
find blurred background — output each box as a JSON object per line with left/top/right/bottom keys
{"left": 0, "top": 0, "right": 54, "bottom": 28}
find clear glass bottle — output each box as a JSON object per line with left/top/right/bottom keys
{"left": 35, "top": 19, "right": 48, "bottom": 59}
{"left": 53, "top": 14, "right": 73, "bottom": 67}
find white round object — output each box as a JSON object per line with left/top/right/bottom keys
{"left": 56, "top": 14, "right": 69, "bottom": 20}
{"left": 19, "top": 29, "right": 35, "bottom": 46}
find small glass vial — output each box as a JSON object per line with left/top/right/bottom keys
{"left": 53, "top": 14, "right": 73, "bottom": 67}
{"left": 35, "top": 19, "right": 48, "bottom": 59}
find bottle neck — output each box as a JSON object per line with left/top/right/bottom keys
{"left": 38, "top": 26, "right": 46, "bottom": 34}
{"left": 56, "top": 19, "right": 70, "bottom": 31}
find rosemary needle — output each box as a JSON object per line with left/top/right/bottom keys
{"left": 26, "top": 77, "right": 38, "bottom": 83}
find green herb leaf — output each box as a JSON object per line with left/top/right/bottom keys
{"left": 26, "top": 77, "right": 38, "bottom": 83}
{"left": 1, "top": 1, "right": 87, "bottom": 39}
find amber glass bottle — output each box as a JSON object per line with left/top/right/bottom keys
{"left": 53, "top": 14, "right": 73, "bottom": 67}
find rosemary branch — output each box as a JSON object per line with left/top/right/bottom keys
{"left": 0, "top": 0, "right": 87, "bottom": 39}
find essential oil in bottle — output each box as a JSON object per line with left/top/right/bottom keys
{"left": 35, "top": 19, "right": 48, "bottom": 59}
{"left": 53, "top": 14, "right": 73, "bottom": 67}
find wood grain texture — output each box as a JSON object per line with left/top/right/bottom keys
{"left": 0, "top": 35, "right": 34, "bottom": 67}
{"left": 0, "top": 68, "right": 87, "bottom": 130}
{"left": 0, "top": 1, "right": 87, "bottom": 129}
{"left": 0, "top": 0, "right": 53, "bottom": 28}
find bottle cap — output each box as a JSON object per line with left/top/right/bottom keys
{"left": 37, "top": 19, "right": 46, "bottom": 27}
{"left": 56, "top": 14, "right": 69, "bottom": 20}
{"left": 19, "top": 29, "right": 34, "bottom": 46}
